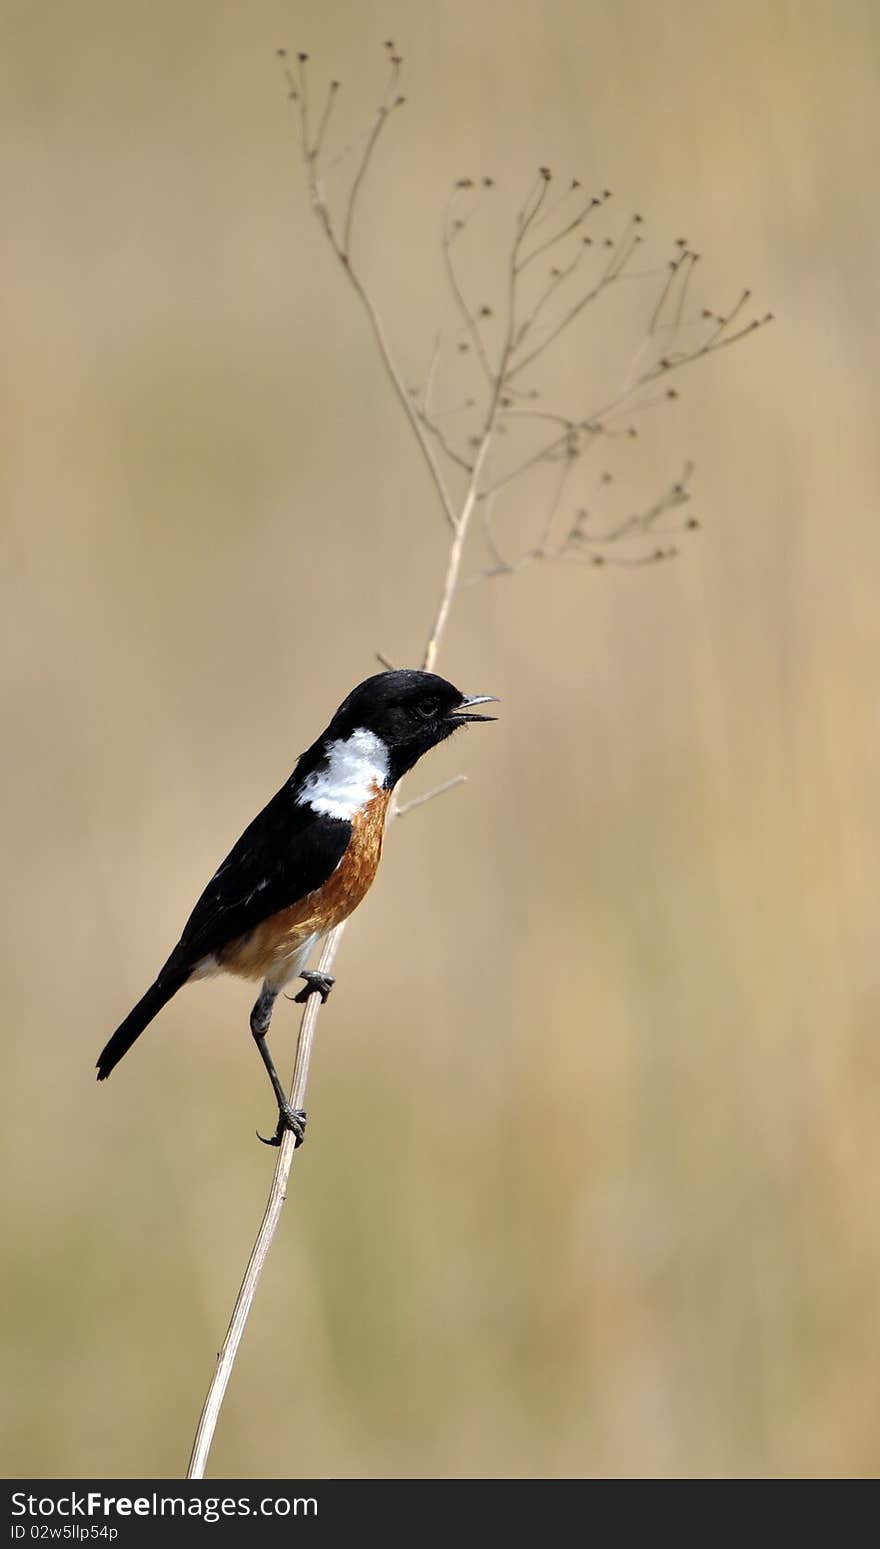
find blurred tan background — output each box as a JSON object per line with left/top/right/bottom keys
{"left": 3, "top": 0, "right": 879, "bottom": 1479}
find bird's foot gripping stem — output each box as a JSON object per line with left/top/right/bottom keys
{"left": 290, "top": 969, "right": 335, "bottom": 1005}
{"left": 250, "top": 986, "right": 308, "bottom": 1148}
{"left": 257, "top": 1102, "right": 308, "bottom": 1149}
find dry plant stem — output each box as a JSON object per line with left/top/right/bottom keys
{"left": 185, "top": 359, "right": 495, "bottom": 1484}
{"left": 188, "top": 60, "right": 504, "bottom": 1477}
{"left": 188, "top": 48, "right": 767, "bottom": 1478}
{"left": 187, "top": 762, "right": 466, "bottom": 1478}
{"left": 186, "top": 928, "right": 342, "bottom": 1479}
{"left": 393, "top": 773, "right": 467, "bottom": 818}
{"left": 423, "top": 433, "right": 495, "bottom": 671}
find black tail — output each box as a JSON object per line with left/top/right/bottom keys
{"left": 96, "top": 963, "right": 189, "bottom": 1081}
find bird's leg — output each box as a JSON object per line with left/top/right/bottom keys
{"left": 291, "top": 969, "right": 336, "bottom": 1004}
{"left": 249, "top": 984, "right": 307, "bottom": 1148}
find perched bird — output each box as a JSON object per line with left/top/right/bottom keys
{"left": 96, "top": 669, "right": 496, "bottom": 1145}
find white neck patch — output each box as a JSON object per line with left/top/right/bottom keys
{"left": 295, "top": 727, "right": 390, "bottom": 821}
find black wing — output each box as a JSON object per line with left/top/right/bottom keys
{"left": 170, "top": 782, "right": 350, "bottom": 972}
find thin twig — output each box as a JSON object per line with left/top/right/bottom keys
{"left": 567, "top": 463, "right": 693, "bottom": 548}
{"left": 649, "top": 253, "right": 686, "bottom": 334}
{"left": 480, "top": 489, "right": 509, "bottom": 573}
{"left": 341, "top": 56, "right": 401, "bottom": 256}
{"left": 422, "top": 433, "right": 494, "bottom": 669}
{"left": 701, "top": 288, "right": 752, "bottom": 350}
{"left": 442, "top": 193, "right": 495, "bottom": 388}
{"left": 512, "top": 250, "right": 586, "bottom": 351}
{"left": 674, "top": 250, "right": 697, "bottom": 328}
{"left": 461, "top": 446, "right": 574, "bottom": 586}
{"left": 293, "top": 57, "right": 458, "bottom": 532}
{"left": 517, "top": 194, "right": 602, "bottom": 271}
{"left": 537, "top": 442, "right": 577, "bottom": 553}
{"left": 423, "top": 193, "right": 520, "bottom": 666}
{"left": 187, "top": 928, "right": 342, "bottom": 1479}
{"left": 312, "top": 78, "right": 340, "bottom": 160}
{"left": 393, "top": 773, "right": 467, "bottom": 817}
{"left": 412, "top": 400, "right": 474, "bottom": 473}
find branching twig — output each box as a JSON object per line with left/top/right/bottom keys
{"left": 480, "top": 305, "right": 771, "bottom": 503}
{"left": 517, "top": 190, "right": 604, "bottom": 271}
{"left": 279, "top": 48, "right": 459, "bottom": 533}
{"left": 411, "top": 397, "right": 474, "bottom": 473}
{"left": 442, "top": 192, "right": 496, "bottom": 388}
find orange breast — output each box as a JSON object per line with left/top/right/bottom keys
{"left": 217, "top": 784, "right": 391, "bottom": 983}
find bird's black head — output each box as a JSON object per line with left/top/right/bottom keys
{"left": 327, "top": 669, "right": 497, "bottom": 785}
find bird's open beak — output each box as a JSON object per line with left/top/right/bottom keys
{"left": 453, "top": 694, "right": 500, "bottom": 723}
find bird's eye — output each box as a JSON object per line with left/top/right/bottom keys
{"left": 416, "top": 697, "right": 440, "bottom": 719}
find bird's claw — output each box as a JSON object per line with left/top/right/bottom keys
{"left": 289, "top": 970, "right": 336, "bottom": 1005}
{"left": 256, "top": 1104, "right": 308, "bottom": 1148}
